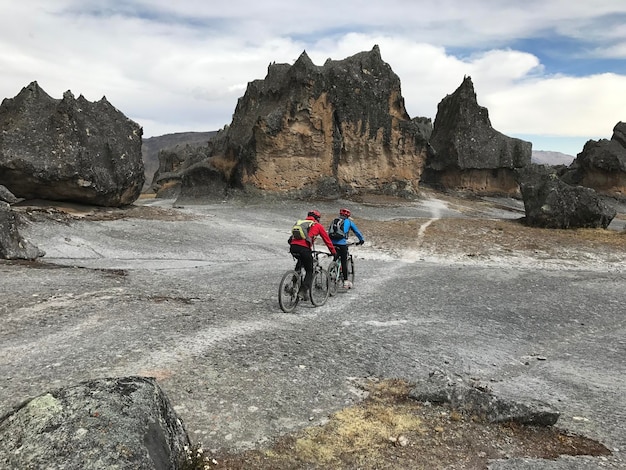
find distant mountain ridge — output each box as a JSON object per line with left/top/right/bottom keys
{"left": 531, "top": 150, "right": 575, "bottom": 166}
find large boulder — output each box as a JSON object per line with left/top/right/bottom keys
{"left": 0, "top": 81, "right": 145, "bottom": 207}
{"left": 170, "top": 46, "right": 428, "bottom": 200}
{"left": 424, "top": 76, "right": 532, "bottom": 195}
{"left": 0, "top": 376, "right": 190, "bottom": 470}
{"left": 561, "top": 121, "right": 626, "bottom": 200}
{"left": 0, "top": 202, "right": 44, "bottom": 260}
{"left": 517, "top": 165, "right": 616, "bottom": 229}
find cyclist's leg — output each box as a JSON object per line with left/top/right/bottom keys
{"left": 291, "top": 244, "right": 313, "bottom": 295}
{"left": 301, "top": 252, "right": 314, "bottom": 293}
{"left": 337, "top": 244, "right": 348, "bottom": 281}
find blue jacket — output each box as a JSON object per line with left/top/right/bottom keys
{"left": 332, "top": 217, "right": 364, "bottom": 246}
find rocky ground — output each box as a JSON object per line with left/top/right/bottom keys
{"left": 355, "top": 191, "right": 626, "bottom": 270}
{"left": 4, "top": 190, "right": 626, "bottom": 470}
{"left": 193, "top": 191, "right": 625, "bottom": 469}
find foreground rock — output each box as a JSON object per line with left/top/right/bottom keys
{"left": 424, "top": 76, "right": 532, "bottom": 195}
{"left": 0, "top": 81, "right": 144, "bottom": 207}
{"left": 561, "top": 121, "right": 626, "bottom": 200}
{"left": 410, "top": 371, "right": 560, "bottom": 426}
{"left": 517, "top": 165, "right": 616, "bottom": 229}
{"left": 0, "top": 376, "right": 190, "bottom": 470}
{"left": 0, "top": 202, "right": 43, "bottom": 260}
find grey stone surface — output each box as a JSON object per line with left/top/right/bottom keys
{"left": 0, "top": 376, "right": 190, "bottom": 470}
{"left": 0, "top": 196, "right": 624, "bottom": 469}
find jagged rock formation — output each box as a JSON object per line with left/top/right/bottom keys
{"left": 517, "top": 165, "right": 616, "bottom": 229}
{"left": 0, "top": 202, "right": 44, "bottom": 260}
{"left": 151, "top": 141, "right": 212, "bottom": 198}
{"left": 143, "top": 131, "right": 217, "bottom": 192}
{"left": 0, "top": 376, "right": 190, "bottom": 470}
{"left": 0, "top": 81, "right": 145, "bottom": 207}
{"left": 561, "top": 121, "right": 626, "bottom": 200}
{"left": 171, "top": 46, "right": 428, "bottom": 201}
{"left": 424, "top": 76, "right": 532, "bottom": 195}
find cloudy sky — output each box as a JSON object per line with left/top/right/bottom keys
{"left": 2, "top": 1, "right": 625, "bottom": 156}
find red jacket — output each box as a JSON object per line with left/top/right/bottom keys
{"left": 291, "top": 216, "right": 337, "bottom": 255}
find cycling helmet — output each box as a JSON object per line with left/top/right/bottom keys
{"left": 307, "top": 209, "right": 321, "bottom": 221}
{"left": 339, "top": 208, "right": 351, "bottom": 218}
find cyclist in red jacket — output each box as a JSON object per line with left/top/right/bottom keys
{"left": 289, "top": 210, "right": 337, "bottom": 300}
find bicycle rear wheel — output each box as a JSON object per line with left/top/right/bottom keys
{"left": 278, "top": 270, "right": 301, "bottom": 312}
{"left": 310, "top": 268, "right": 330, "bottom": 306}
{"left": 347, "top": 255, "right": 355, "bottom": 284}
{"left": 328, "top": 262, "right": 340, "bottom": 296}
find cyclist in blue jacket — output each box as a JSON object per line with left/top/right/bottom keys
{"left": 330, "top": 208, "right": 364, "bottom": 289}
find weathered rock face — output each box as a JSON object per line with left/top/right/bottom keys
{"left": 152, "top": 142, "right": 212, "bottom": 198}
{"left": 424, "top": 76, "right": 532, "bottom": 195}
{"left": 0, "top": 81, "right": 145, "bottom": 207}
{"left": 561, "top": 121, "right": 626, "bottom": 199}
{"left": 176, "top": 162, "right": 231, "bottom": 202}
{"left": 176, "top": 46, "right": 428, "bottom": 199}
{"left": 0, "top": 202, "right": 44, "bottom": 260}
{"left": 0, "top": 376, "right": 190, "bottom": 470}
{"left": 517, "top": 165, "right": 616, "bottom": 229}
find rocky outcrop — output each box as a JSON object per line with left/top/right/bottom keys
{"left": 561, "top": 121, "right": 626, "bottom": 199}
{"left": 0, "top": 81, "right": 144, "bottom": 207}
{"left": 0, "top": 376, "right": 190, "bottom": 470}
{"left": 143, "top": 131, "right": 217, "bottom": 192}
{"left": 0, "top": 202, "right": 44, "bottom": 260}
{"left": 517, "top": 165, "right": 616, "bottom": 229}
{"left": 424, "top": 76, "right": 532, "bottom": 195}
{"left": 172, "top": 46, "right": 428, "bottom": 201}
{"left": 152, "top": 142, "right": 212, "bottom": 198}
{"left": 410, "top": 371, "right": 560, "bottom": 426}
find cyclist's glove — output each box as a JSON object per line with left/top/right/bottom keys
{"left": 333, "top": 253, "right": 339, "bottom": 260}
{"left": 358, "top": 240, "right": 365, "bottom": 245}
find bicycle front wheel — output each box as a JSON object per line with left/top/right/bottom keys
{"left": 310, "top": 268, "right": 330, "bottom": 306}
{"left": 278, "top": 270, "right": 301, "bottom": 312}
{"left": 328, "top": 262, "right": 340, "bottom": 296}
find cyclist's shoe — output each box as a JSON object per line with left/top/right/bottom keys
{"left": 299, "top": 288, "right": 310, "bottom": 301}
{"left": 343, "top": 280, "right": 352, "bottom": 289}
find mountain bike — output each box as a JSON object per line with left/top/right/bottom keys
{"left": 278, "top": 251, "right": 330, "bottom": 312}
{"left": 328, "top": 242, "right": 357, "bottom": 296}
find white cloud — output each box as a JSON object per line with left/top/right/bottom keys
{"left": 1, "top": 0, "right": 625, "bottom": 154}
